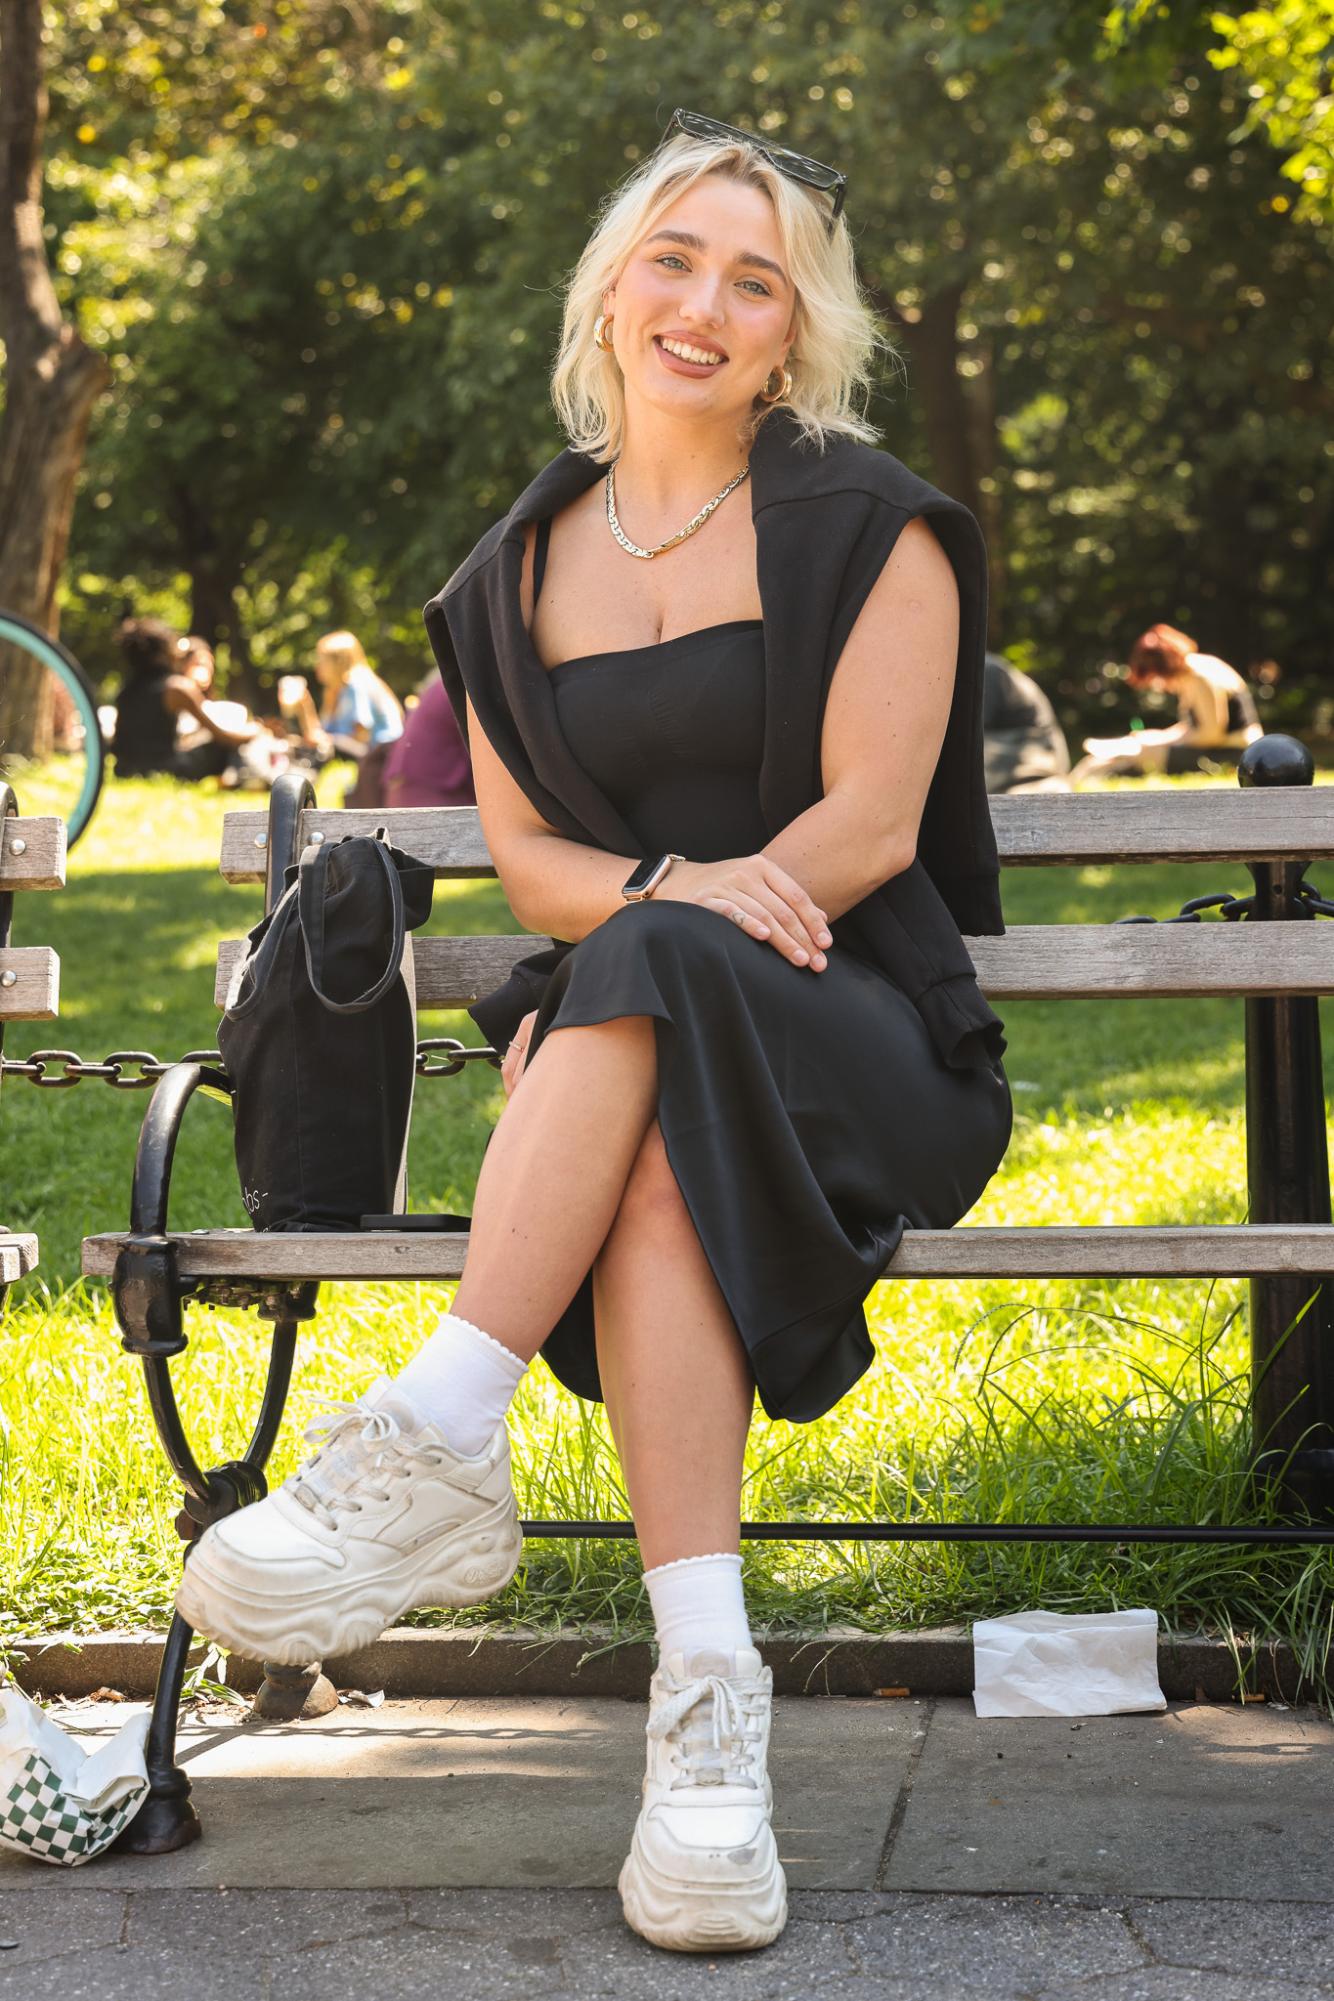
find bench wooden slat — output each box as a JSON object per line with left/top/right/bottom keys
{"left": 221, "top": 807, "right": 493, "bottom": 883}
{"left": 215, "top": 923, "right": 1334, "bottom": 1010}
{"left": 0, "top": 946, "right": 59, "bottom": 1019}
{"left": 0, "top": 1234, "right": 38, "bottom": 1287}
{"left": 971, "top": 923, "right": 1334, "bottom": 998}
{"left": 0, "top": 817, "right": 66, "bottom": 891}
{"left": 81, "top": 1223, "right": 1334, "bottom": 1284}
{"left": 988, "top": 788, "right": 1334, "bottom": 866}
{"left": 220, "top": 790, "right": 1334, "bottom": 883}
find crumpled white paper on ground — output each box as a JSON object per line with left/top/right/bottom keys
{"left": 972, "top": 1608, "right": 1167, "bottom": 1718}
{"left": 0, "top": 1686, "right": 150, "bottom": 1865}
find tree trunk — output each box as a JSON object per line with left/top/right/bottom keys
{"left": 0, "top": 0, "right": 111, "bottom": 757}
{"left": 961, "top": 329, "right": 1005, "bottom": 645}
{"left": 0, "top": 653, "right": 54, "bottom": 767}
{"left": 877, "top": 277, "right": 1005, "bottom": 649}
{"left": 168, "top": 477, "right": 260, "bottom": 703}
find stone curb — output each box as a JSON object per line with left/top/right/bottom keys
{"left": 8, "top": 1626, "right": 1317, "bottom": 1704}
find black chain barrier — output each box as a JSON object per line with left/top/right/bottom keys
{"left": 0, "top": 1037, "right": 502, "bottom": 1090}
{"left": 6, "top": 876, "right": 1326, "bottom": 1091}
{"left": 1115, "top": 872, "right": 1334, "bottom": 928}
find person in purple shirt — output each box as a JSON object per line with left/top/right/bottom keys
{"left": 382, "top": 674, "right": 476, "bottom": 808}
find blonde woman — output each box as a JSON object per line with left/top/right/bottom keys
{"left": 178, "top": 112, "right": 1012, "bottom": 1953}
{"left": 284, "top": 629, "right": 404, "bottom": 805}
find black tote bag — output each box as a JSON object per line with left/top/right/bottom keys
{"left": 218, "top": 831, "right": 436, "bottom": 1231}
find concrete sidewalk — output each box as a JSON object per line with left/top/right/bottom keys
{"left": 2, "top": 1693, "right": 1332, "bottom": 1997}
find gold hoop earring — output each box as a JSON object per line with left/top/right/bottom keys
{"left": 758, "top": 364, "right": 793, "bottom": 405}
{"left": 593, "top": 313, "right": 615, "bottom": 353}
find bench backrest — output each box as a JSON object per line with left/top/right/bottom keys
{"left": 1, "top": 803, "right": 64, "bottom": 1290}
{"left": 215, "top": 788, "right": 1334, "bottom": 1013}
{"left": 0, "top": 811, "right": 65, "bottom": 1024}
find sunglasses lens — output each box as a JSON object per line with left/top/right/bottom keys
{"left": 770, "top": 144, "right": 818, "bottom": 174}
{"left": 772, "top": 149, "right": 843, "bottom": 193}
{"left": 673, "top": 110, "right": 733, "bottom": 142}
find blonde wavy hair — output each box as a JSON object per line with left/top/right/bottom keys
{"left": 314, "top": 630, "right": 370, "bottom": 684}
{"left": 551, "top": 130, "right": 893, "bottom": 462}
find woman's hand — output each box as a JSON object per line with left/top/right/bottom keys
{"left": 501, "top": 1009, "right": 538, "bottom": 1097}
{"left": 655, "top": 856, "right": 831, "bottom": 971}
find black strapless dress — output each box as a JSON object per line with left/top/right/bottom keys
{"left": 512, "top": 610, "right": 1013, "bottom": 1426}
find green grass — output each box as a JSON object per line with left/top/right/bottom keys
{"left": 2, "top": 773, "right": 1333, "bottom": 1693}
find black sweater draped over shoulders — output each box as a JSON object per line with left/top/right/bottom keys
{"left": 423, "top": 406, "right": 1006, "bottom": 1071}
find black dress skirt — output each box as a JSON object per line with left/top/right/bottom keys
{"left": 513, "top": 618, "right": 1013, "bottom": 1425}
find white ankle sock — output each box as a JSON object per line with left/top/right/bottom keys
{"left": 394, "top": 1310, "right": 527, "bottom": 1458}
{"left": 644, "top": 1552, "right": 752, "bottom": 1663}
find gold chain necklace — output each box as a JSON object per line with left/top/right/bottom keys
{"left": 605, "top": 460, "right": 750, "bottom": 561}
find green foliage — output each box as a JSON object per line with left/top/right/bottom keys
{"left": 1207, "top": 1, "right": 1334, "bottom": 223}
{"left": 29, "top": 1, "right": 1332, "bottom": 736}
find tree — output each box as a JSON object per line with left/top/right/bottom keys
{"left": 28, "top": 0, "right": 1332, "bottom": 734}
{"left": 0, "top": 0, "right": 110, "bottom": 758}
{"left": 1207, "top": 0, "right": 1334, "bottom": 224}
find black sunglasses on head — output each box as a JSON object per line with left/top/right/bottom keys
{"left": 666, "top": 108, "right": 847, "bottom": 228}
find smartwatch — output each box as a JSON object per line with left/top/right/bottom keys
{"left": 622, "top": 852, "right": 686, "bottom": 903}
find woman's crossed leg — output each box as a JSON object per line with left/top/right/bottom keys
{"left": 176, "top": 1012, "right": 782, "bottom": 1951}
{"left": 176, "top": 1013, "right": 756, "bottom": 1643}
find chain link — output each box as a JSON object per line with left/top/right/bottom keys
{"left": 1297, "top": 880, "right": 1334, "bottom": 918}
{"left": 0, "top": 1041, "right": 502, "bottom": 1089}
{"left": 1115, "top": 873, "right": 1334, "bottom": 928}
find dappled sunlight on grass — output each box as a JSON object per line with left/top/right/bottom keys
{"left": 6, "top": 1273, "right": 1332, "bottom": 1688}
{"left": 978, "top": 1106, "right": 1249, "bottom": 1227}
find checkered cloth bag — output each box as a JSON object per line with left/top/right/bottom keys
{"left": 0, "top": 1688, "right": 149, "bottom": 1867}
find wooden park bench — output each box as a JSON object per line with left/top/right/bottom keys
{"left": 82, "top": 736, "right": 1334, "bottom": 1854}
{"left": 0, "top": 784, "right": 65, "bottom": 1305}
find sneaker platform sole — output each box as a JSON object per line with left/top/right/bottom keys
{"left": 175, "top": 1502, "right": 522, "bottom": 1665}
{"left": 618, "top": 1838, "right": 787, "bottom": 1953}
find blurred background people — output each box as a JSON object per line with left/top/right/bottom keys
{"left": 982, "top": 652, "right": 1071, "bottom": 793}
{"left": 382, "top": 674, "right": 476, "bottom": 809}
{"left": 111, "top": 616, "right": 263, "bottom": 780}
{"left": 281, "top": 628, "right": 404, "bottom": 808}
{"left": 1071, "top": 623, "right": 1262, "bottom": 784}
{"left": 173, "top": 636, "right": 290, "bottom": 788}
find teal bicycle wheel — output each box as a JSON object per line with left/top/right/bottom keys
{"left": 0, "top": 610, "right": 105, "bottom": 847}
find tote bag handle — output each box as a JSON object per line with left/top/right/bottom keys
{"left": 299, "top": 834, "right": 407, "bottom": 1016}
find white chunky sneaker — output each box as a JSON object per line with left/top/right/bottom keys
{"left": 175, "top": 1377, "right": 522, "bottom": 1665}
{"left": 618, "top": 1646, "right": 787, "bottom": 1953}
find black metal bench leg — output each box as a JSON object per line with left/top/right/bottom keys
{"left": 111, "top": 1259, "right": 314, "bottom": 1852}
{"left": 116, "top": 1609, "right": 201, "bottom": 1854}
{"left": 1239, "top": 738, "right": 1334, "bottom": 1515}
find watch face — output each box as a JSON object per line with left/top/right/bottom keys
{"left": 623, "top": 856, "right": 663, "bottom": 896}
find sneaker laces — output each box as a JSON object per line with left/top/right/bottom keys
{"left": 649, "top": 1672, "right": 766, "bottom": 1791}
{"left": 284, "top": 1397, "right": 441, "bottom": 1532}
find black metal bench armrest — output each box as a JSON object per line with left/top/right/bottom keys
{"left": 112, "top": 1060, "right": 305, "bottom": 1515}
{"left": 113, "top": 1061, "right": 230, "bottom": 1367}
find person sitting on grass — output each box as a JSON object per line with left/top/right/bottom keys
{"left": 983, "top": 652, "right": 1071, "bottom": 793}
{"left": 110, "top": 617, "right": 263, "bottom": 782}
{"left": 281, "top": 629, "right": 404, "bottom": 808}
{"left": 173, "top": 636, "right": 292, "bottom": 789}
{"left": 1071, "top": 623, "right": 1263, "bottom": 784}
{"left": 382, "top": 673, "right": 477, "bottom": 809}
